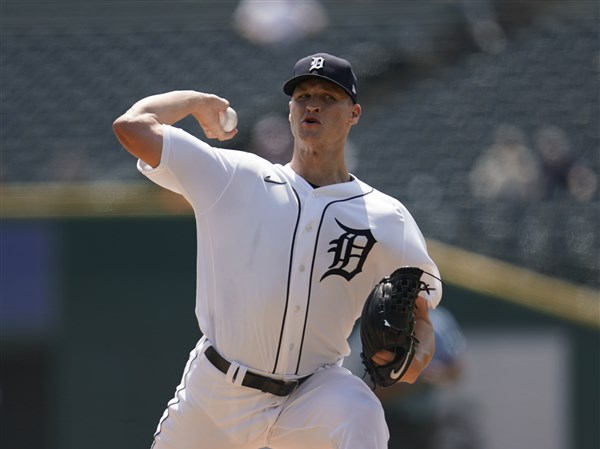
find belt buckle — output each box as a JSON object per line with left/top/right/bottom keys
{"left": 265, "top": 377, "right": 299, "bottom": 396}
{"left": 285, "top": 379, "right": 300, "bottom": 396}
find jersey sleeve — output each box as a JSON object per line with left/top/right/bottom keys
{"left": 137, "top": 124, "right": 237, "bottom": 213}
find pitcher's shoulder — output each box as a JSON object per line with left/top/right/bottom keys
{"left": 356, "top": 180, "right": 407, "bottom": 212}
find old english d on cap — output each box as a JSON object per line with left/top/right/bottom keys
{"left": 283, "top": 53, "right": 358, "bottom": 103}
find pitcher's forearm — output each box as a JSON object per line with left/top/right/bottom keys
{"left": 120, "top": 91, "right": 211, "bottom": 126}
{"left": 401, "top": 297, "right": 435, "bottom": 384}
{"left": 113, "top": 90, "right": 235, "bottom": 167}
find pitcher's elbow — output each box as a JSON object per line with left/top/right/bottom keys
{"left": 112, "top": 114, "right": 148, "bottom": 152}
{"left": 113, "top": 114, "right": 137, "bottom": 142}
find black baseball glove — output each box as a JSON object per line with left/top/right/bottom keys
{"left": 360, "top": 267, "right": 435, "bottom": 388}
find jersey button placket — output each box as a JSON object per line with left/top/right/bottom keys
{"left": 298, "top": 222, "right": 313, "bottom": 272}
{"left": 276, "top": 195, "right": 319, "bottom": 373}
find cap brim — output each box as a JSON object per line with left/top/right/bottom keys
{"left": 283, "top": 74, "right": 357, "bottom": 103}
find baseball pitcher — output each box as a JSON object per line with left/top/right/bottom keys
{"left": 113, "top": 53, "right": 443, "bottom": 449}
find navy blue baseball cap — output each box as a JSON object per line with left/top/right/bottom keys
{"left": 283, "top": 53, "right": 358, "bottom": 103}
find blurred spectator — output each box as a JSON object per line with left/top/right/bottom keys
{"left": 567, "top": 163, "right": 598, "bottom": 202}
{"left": 534, "top": 125, "right": 574, "bottom": 197}
{"left": 461, "top": 0, "right": 507, "bottom": 55}
{"left": 469, "top": 124, "right": 544, "bottom": 202}
{"left": 533, "top": 125, "right": 598, "bottom": 202}
{"left": 233, "top": 0, "right": 328, "bottom": 46}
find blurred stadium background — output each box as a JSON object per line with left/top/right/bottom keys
{"left": 1, "top": 1, "right": 598, "bottom": 448}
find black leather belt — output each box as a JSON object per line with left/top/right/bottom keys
{"left": 204, "top": 346, "right": 311, "bottom": 397}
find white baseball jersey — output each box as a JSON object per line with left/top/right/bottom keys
{"left": 138, "top": 124, "right": 442, "bottom": 379}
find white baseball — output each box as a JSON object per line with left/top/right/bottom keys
{"left": 219, "top": 107, "right": 238, "bottom": 132}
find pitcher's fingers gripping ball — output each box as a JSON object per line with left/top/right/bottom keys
{"left": 219, "top": 106, "right": 238, "bottom": 132}
{"left": 360, "top": 267, "right": 436, "bottom": 388}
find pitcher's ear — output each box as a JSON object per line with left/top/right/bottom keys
{"left": 350, "top": 103, "right": 361, "bottom": 123}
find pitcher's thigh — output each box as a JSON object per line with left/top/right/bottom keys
{"left": 268, "top": 367, "right": 389, "bottom": 449}
{"left": 151, "top": 397, "right": 227, "bottom": 449}
{"left": 151, "top": 339, "right": 282, "bottom": 449}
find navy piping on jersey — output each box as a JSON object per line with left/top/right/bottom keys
{"left": 151, "top": 345, "right": 201, "bottom": 448}
{"left": 294, "top": 188, "right": 374, "bottom": 375}
{"left": 271, "top": 186, "right": 302, "bottom": 374}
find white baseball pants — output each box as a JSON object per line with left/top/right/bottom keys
{"left": 151, "top": 337, "right": 389, "bottom": 449}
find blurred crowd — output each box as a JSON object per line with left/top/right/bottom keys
{"left": 470, "top": 123, "right": 597, "bottom": 203}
